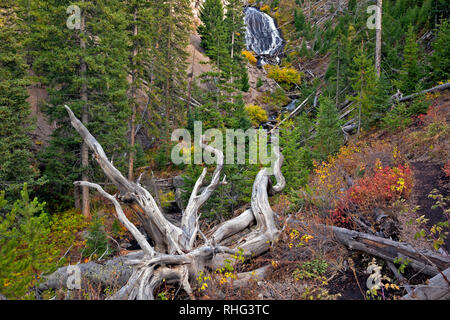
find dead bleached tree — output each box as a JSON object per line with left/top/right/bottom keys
{"left": 62, "top": 105, "right": 285, "bottom": 300}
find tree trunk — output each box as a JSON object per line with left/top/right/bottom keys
{"left": 128, "top": 6, "right": 138, "bottom": 181}
{"left": 74, "top": 185, "right": 81, "bottom": 210}
{"left": 398, "top": 81, "right": 450, "bottom": 102}
{"left": 80, "top": 2, "right": 90, "bottom": 218}
{"left": 375, "top": 0, "right": 382, "bottom": 78}
{"left": 336, "top": 43, "right": 340, "bottom": 106}
{"left": 186, "top": 44, "right": 196, "bottom": 114}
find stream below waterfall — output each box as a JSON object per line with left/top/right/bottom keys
{"left": 243, "top": 6, "right": 301, "bottom": 128}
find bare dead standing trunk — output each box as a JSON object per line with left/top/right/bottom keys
{"left": 375, "top": 0, "right": 382, "bottom": 78}
{"left": 128, "top": 5, "right": 138, "bottom": 181}
{"left": 63, "top": 105, "right": 286, "bottom": 300}
{"left": 80, "top": 2, "right": 90, "bottom": 218}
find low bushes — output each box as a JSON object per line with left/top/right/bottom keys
{"left": 266, "top": 65, "right": 302, "bottom": 89}
{"left": 244, "top": 104, "right": 268, "bottom": 126}
{"left": 331, "top": 163, "right": 413, "bottom": 226}
{"left": 241, "top": 50, "right": 257, "bottom": 65}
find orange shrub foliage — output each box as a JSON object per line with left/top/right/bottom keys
{"left": 331, "top": 163, "right": 413, "bottom": 226}
{"left": 312, "top": 145, "right": 363, "bottom": 199}
{"left": 242, "top": 50, "right": 257, "bottom": 64}
{"left": 260, "top": 5, "right": 271, "bottom": 14}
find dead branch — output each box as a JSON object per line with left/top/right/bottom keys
{"left": 44, "top": 106, "right": 287, "bottom": 300}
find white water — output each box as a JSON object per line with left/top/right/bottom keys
{"left": 244, "top": 7, "right": 284, "bottom": 60}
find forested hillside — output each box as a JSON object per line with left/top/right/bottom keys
{"left": 0, "top": 0, "right": 449, "bottom": 301}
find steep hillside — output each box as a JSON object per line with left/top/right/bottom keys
{"left": 1, "top": 0, "right": 449, "bottom": 302}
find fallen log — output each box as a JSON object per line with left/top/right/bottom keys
{"left": 268, "top": 94, "right": 313, "bottom": 134}
{"left": 38, "top": 251, "right": 142, "bottom": 292}
{"left": 397, "top": 82, "right": 450, "bottom": 103}
{"left": 41, "top": 219, "right": 450, "bottom": 295}
{"left": 290, "top": 221, "right": 450, "bottom": 277}
{"left": 402, "top": 267, "right": 450, "bottom": 300}
{"left": 329, "top": 225, "right": 450, "bottom": 276}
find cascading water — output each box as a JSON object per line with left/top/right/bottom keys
{"left": 243, "top": 6, "right": 293, "bottom": 131}
{"left": 284, "top": 99, "right": 299, "bottom": 112}
{"left": 244, "top": 6, "right": 284, "bottom": 66}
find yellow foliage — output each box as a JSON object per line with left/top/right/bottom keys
{"left": 242, "top": 50, "right": 257, "bottom": 64}
{"left": 159, "top": 190, "right": 175, "bottom": 208}
{"left": 260, "top": 5, "right": 271, "bottom": 14}
{"left": 244, "top": 104, "right": 268, "bottom": 126}
{"left": 50, "top": 209, "right": 89, "bottom": 252}
{"left": 266, "top": 65, "right": 301, "bottom": 88}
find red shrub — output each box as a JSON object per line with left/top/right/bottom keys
{"left": 331, "top": 164, "right": 413, "bottom": 226}
{"left": 444, "top": 161, "right": 450, "bottom": 177}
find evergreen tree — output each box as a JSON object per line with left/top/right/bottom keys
{"left": 429, "top": 19, "right": 450, "bottom": 84}
{"left": 0, "top": 185, "right": 59, "bottom": 299}
{"left": 314, "top": 96, "right": 343, "bottom": 161}
{"left": 198, "top": 0, "right": 226, "bottom": 59}
{"left": 325, "top": 27, "right": 354, "bottom": 104}
{"left": 300, "top": 40, "right": 309, "bottom": 57}
{"left": 29, "top": 0, "right": 131, "bottom": 212}
{"left": 82, "top": 213, "right": 110, "bottom": 258}
{"left": 126, "top": 0, "right": 157, "bottom": 180}
{"left": 294, "top": 8, "right": 306, "bottom": 34}
{"left": 149, "top": 0, "right": 192, "bottom": 142}
{"left": 241, "top": 68, "right": 250, "bottom": 92}
{"left": 0, "top": 2, "right": 41, "bottom": 202}
{"left": 370, "top": 74, "right": 392, "bottom": 125}
{"left": 224, "top": 0, "right": 247, "bottom": 87}
{"left": 398, "top": 25, "right": 422, "bottom": 94}
{"left": 349, "top": 44, "right": 378, "bottom": 133}
{"left": 281, "top": 114, "right": 313, "bottom": 192}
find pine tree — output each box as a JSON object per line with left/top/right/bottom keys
{"left": 198, "top": 0, "right": 226, "bottom": 58}
{"left": 325, "top": 28, "right": 354, "bottom": 104}
{"left": 349, "top": 43, "right": 377, "bottom": 133}
{"left": 281, "top": 114, "right": 313, "bottom": 192}
{"left": 126, "top": 0, "right": 156, "bottom": 180}
{"left": 370, "top": 74, "right": 392, "bottom": 125}
{"left": 30, "top": 0, "right": 131, "bottom": 212}
{"left": 241, "top": 68, "right": 250, "bottom": 92}
{"left": 0, "top": 184, "right": 59, "bottom": 299}
{"left": 398, "top": 25, "right": 422, "bottom": 94}
{"left": 429, "top": 19, "right": 450, "bottom": 84}
{"left": 82, "top": 213, "right": 110, "bottom": 258}
{"left": 0, "top": 2, "right": 41, "bottom": 202}
{"left": 300, "top": 40, "right": 309, "bottom": 57}
{"left": 224, "top": 0, "right": 247, "bottom": 85}
{"left": 294, "top": 8, "right": 306, "bottom": 34}
{"left": 149, "top": 0, "right": 192, "bottom": 143}
{"left": 314, "top": 96, "right": 343, "bottom": 161}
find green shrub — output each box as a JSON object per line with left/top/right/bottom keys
{"left": 82, "top": 214, "right": 110, "bottom": 259}
{"left": 0, "top": 184, "right": 60, "bottom": 299}
{"left": 256, "top": 77, "right": 263, "bottom": 88}
{"left": 382, "top": 103, "right": 412, "bottom": 130}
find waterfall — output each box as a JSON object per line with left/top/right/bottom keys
{"left": 244, "top": 6, "right": 284, "bottom": 65}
